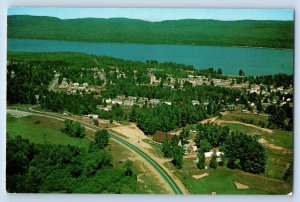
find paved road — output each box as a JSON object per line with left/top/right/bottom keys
{"left": 23, "top": 107, "right": 183, "bottom": 194}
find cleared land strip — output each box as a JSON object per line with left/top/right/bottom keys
{"left": 20, "top": 107, "right": 183, "bottom": 194}
{"left": 217, "top": 120, "right": 273, "bottom": 134}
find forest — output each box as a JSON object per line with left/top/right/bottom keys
{"left": 6, "top": 130, "right": 137, "bottom": 193}
{"left": 8, "top": 15, "right": 294, "bottom": 49}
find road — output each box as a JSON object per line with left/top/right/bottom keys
{"left": 22, "top": 107, "right": 183, "bottom": 194}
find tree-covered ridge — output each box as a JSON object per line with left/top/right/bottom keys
{"left": 8, "top": 15, "right": 294, "bottom": 49}
{"left": 6, "top": 133, "right": 137, "bottom": 193}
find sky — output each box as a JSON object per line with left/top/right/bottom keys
{"left": 7, "top": 8, "right": 294, "bottom": 21}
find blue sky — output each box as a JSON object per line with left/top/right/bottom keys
{"left": 8, "top": 8, "right": 293, "bottom": 21}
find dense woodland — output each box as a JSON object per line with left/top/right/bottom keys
{"left": 130, "top": 104, "right": 206, "bottom": 134}
{"left": 6, "top": 130, "right": 137, "bottom": 193}
{"left": 8, "top": 15, "right": 294, "bottom": 49}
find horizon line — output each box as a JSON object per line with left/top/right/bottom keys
{"left": 7, "top": 14, "right": 295, "bottom": 22}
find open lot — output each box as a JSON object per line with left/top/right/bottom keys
{"left": 7, "top": 115, "right": 90, "bottom": 149}
{"left": 221, "top": 111, "right": 269, "bottom": 128}
{"left": 165, "top": 157, "right": 291, "bottom": 194}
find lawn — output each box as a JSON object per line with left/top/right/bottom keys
{"left": 221, "top": 111, "right": 269, "bottom": 127}
{"left": 7, "top": 115, "right": 90, "bottom": 149}
{"left": 220, "top": 122, "right": 262, "bottom": 135}
{"left": 167, "top": 157, "right": 291, "bottom": 194}
{"left": 264, "top": 148, "right": 292, "bottom": 180}
{"left": 267, "top": 130, "right": 293, "bottom": 150}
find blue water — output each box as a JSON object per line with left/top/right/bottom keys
{"left": 8, "top": 38, "right": 294, "bottom": 76}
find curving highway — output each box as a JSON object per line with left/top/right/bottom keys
{"left": 22, "top": 107, "right": 183, "bottom": 194}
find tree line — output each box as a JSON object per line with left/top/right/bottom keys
{"left": 6, "top": 129, "right": 137, "bottom": 193}
{"left": 130, "top": 103, "right": 206, "bottom": 135}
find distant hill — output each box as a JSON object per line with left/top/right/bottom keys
{"left": 8, "top": 15, "right": 294, "bottom": 49}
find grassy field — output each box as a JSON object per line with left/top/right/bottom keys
{"left": 221, "top": 111, "right": 269, "bottom": 127}
{"left": 166, "top": 157, "right": 291, "bottom": 194}
{"left": 7, "top": 115, "right": 90, "bottom": 149}
{"left": 220, "top": 122, "right": 263, "bottom": 135}
{"left": 220, "top": 121, "right": 293, "bottom": 183}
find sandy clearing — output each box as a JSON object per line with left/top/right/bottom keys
{"left": 200, "top": 116, "right": 219, "bottom": 124}
{"left": 200, "top": 113, "right": 273, "bottom": 134}
{"left": 7, "top": 109, "right": 31, "bottom": 117}
{"left": 109, "top": 123, "right": 153, "bottom": 150}
{"left": 234, "top": 181, "right": 249, "bottom": 189}
{"left": 258, "top": 138, "right": 286, "bottom": 151}
{"left": 192, "top": 173, "right": 209, "bottom": 179}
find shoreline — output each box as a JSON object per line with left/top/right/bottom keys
{"left": 8, "top": 37, "right": 294, "bottom": 51}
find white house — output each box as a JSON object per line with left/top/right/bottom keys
{"left": 204, "top": 151, "right": 224, "bottom": 162}
{"left": 112, "top": 99, "right": 123, "bottom": 105}
{"left": 164, "top": 101, "right": 172, "bottom": 106}
{"left": 149, "top": 99, "right": 161, "bottom": 105}
{"left": 192, "top": 100, "right": 200, "bottom": 105}
{"left": 124, "top": 100, "right": 134, "bottom": 107}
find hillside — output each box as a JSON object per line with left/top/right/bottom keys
{"left": 8, "top": 15, "right": 294, "bottom": 49}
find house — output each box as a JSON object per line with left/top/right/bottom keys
{"left": 183, "top": 144, "right": 197, "bottom": 154}
{"left": 112, "top": 99, "right": 123, "bottom": 105}
{"left": 104, "top": 98, "right": 112, "bottom": 104}
{"left": 149, "top": 99, "right": 161, "bottom": 105}
{"left": 192, "top": 100, "right": 200, "bottom": 106}
{"left": 124, "top": 99, "right": 134, "bottom": 107}
{"left": 164, "top": 101, "right": 172, "bottom": 106}
{"left": 128, "top": 96, "right": 138, "bottom": 102}
{"left": 59, "top": 78, "right": 69, "bottom": 89}
{"left": 88, "top": 114, "right": 99, "bottom": 120}
{"left": 204, "top": 151, "right": 224, "bottom": 162}
{"left": 152, "top": 131, "right": 174, "bottom": 144}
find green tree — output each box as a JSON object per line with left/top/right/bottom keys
{"left": 268, "top": 107, "right": 286, "bottom": 129}
{"left": 199, "top": 139, "right": 212, "bottom": 152}
{"left": 224, "top": 132, "right": 266, "bottom": 174}
{"left": 94, "top": 129, "right": 109, "bottom": 149}
{"left": 197, "top": 149, "right": 205, "bottom": 170}
{"left": 162, "top": 138, "right": 172, "bottom": 158}
{"left": 209, "top": 151, "right": 218, "bottom": 169}
{"left": 123, "top": 159, "right": 133, "bottom": 176}
{"left": 239, "top": 69, "right": 245, "bottom": 76}
{"left": 217, "top": 68, "right": 222, "bottom": 75}
{"left": 172, "top": 146, "right": 183, "bottom": 169}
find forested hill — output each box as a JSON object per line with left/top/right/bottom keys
{"left": 8, "top": 15, "right": 294, "bottom": 49}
